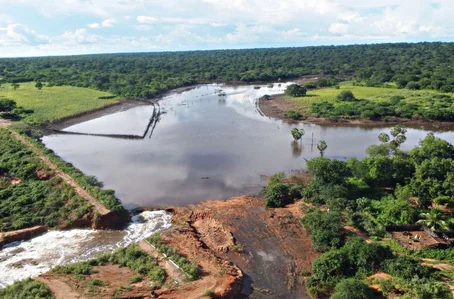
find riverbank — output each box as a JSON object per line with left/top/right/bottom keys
{"left": 6, "top": 196, "right": 316, "bottom": 298}
{"left": 259, "top": 94, "right": 454, "bottom": 130}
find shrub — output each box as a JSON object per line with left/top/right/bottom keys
{"left": 383, "top": 256, "right": 434, "bottom": 280}
{"left": 0, "top": 98, "right": 16, "bottom": 112}
{"left": 331, "top": 278, "right": 374, "bottom": 299}
{"left": 302, "top": 210, "right": 344, "bottom": 252}
{"left": 285, "top": 84, "right": 307, "bottom": 97}
{"left": 336, "top": 90, "right": 355, "bottom": 101}
{"left": 130, "top": 276, "right": 143, "bottom": 283}
{"left": 264, "top": 183, "right": 293, "bottom": 208}
{"left": 285, "top": 110, "right": 303, "bottom": 120}
{"left": 147, "top": 234, "right": 199, "bottom": 280}
{"left": 0, "top": 278, "right": 55, "bottom": 299}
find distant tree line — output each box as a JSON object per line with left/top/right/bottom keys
{"left": 2, "top": 42, "right": 454, "bottom": 97}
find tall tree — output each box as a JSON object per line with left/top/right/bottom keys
{"left": 417, "top": 209, "right": 449, "bottom": 231}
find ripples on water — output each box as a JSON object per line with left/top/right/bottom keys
{"left": 0, "top": 211, "right": 172, "bottom": 287}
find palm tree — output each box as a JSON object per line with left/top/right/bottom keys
{"left": 417, "top": 209, "right": 450, "bottom": 231}
{"left": 378, "top": 133, "right": 390, "bottom": 143}
{"left": 291, "top": 128, "right": 305, "bottom": 141}
{"left": 317, "top": 140, "right": 327, "bottom": 157}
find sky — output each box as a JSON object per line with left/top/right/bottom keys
{"left": 0, "top": 0, "right": 453, "bottom": 57}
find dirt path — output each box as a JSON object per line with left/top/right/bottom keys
{"left": 10, "top": 130, "right": 110, "bottom": 215}
{"left": 138, "top": 240, "right": 187, "bottom": 284}
{"left": 36, "top": 276, "right": 85, "bottom": 299}
{"left": 344, "top": 225, "right": 372, "bottom": 243}
{"left": 0, "top": 118, "right": 10, "bottom": 128}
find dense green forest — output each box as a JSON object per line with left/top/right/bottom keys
{"left": 2, "top": 43, "right": 454, "bottom": 98}
{"left": 264, "top": 127, "right": 454, "bottom": 297}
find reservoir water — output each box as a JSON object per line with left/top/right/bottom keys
{"left": 43, "top": 83, "right": 454, "bottom": 208}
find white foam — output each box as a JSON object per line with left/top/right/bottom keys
{"left": 0, "top": 210, "right": 172, "bottom": 288}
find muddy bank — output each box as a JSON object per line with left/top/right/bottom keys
{"left": 259, "top": 95, "right": 454, "bottom": 130}
{"left": 0, "top": 226, "right": 47, "bottom": 249}
{"left": 170, "top": 196, "right": 318, "bottom": 298}
{"left": 49, "top": 99, "right": 154, "bottom": 130}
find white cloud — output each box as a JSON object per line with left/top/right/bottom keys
{"left": 0, "top": 23, "right": 49, "bottom": 46}
{"left": 87, "top": 23, "right": 101, "bottom": 29}
{"left": 137, "top": 16, "right": 159, "bottom": 24}
{"left": 329, "top": 23, "right": 350, "bottom": 34}
{"left": 1, "top": 0, "right": 454, "bottom": 56}
{"left": 101, "top": 18, "right": 117, "bottom": 27}
{"left": 61, "top": 28, "right": 99, "bottom": 44}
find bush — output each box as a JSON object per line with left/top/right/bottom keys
{"left": 383, "top": 256, "right": 434, "bottom": 280}
{"left": 0, "top": 98, "right": 17, "bottom": 112}
{"left": 331, "top": 278, "right": 374, "bottom": 299}
{"left": 0, "top": 278, "right": 54, "bottom": 299}
{"left": 264, "top": 183, "right": 293, "bottom": 208}
{"left": 284, "top": 110, "right": 303, "bottom": 120}
{"left": 336, "top": 90, "right": 356, "bottom": 101}
{"left": 302, "top": 210, "right": 344, "bottom": 252}
{"left": 285, "top": 84, "right": 307, "bottom": 97}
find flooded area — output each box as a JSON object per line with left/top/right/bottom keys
{"left": 0, "top": 211, "right": 171, "bottom": 287}
{"left": 43, "top": 83, "right": 454, "bottom": 208}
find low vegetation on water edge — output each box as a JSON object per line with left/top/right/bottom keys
{"left": 53, "top": 244, "right": 166, "bottom": 286}
{"left": 0, "top": 82, "right": 118, "bottom": 124}
{"left": 0, "top": 129, "right": 94, "bottom": 231}
{"left": 147, "top": 234, "right": 199, "bottom": 280}
{"left": 264, "top": 125, "right": 454, "bottom": 297}
{"left": 17, "top": 128, "right": 128, "bottom": 215}
{"left": 0, "top": 278, "right": 55, "bottom": 299}
{"left": 282, "top": 83, "right": 454, "bottom": 122}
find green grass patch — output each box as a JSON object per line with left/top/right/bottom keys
{"left": 147, "top": 234, "right": 199, "bottom": 280}
{"left": 0, "top": 82, "right": 118, "bottom": 124}
{"left": 286, "top": 83, "right": 454, "bottom": 120}
{"left": 54, "top": 244, "right": 166, "bottom": 286}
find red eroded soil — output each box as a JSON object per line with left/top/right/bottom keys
{"left": 171, "top": 196, "right": 319, "bottom": 298}
{"left": 36, "top": 196, "right": 317, "bottom": 299}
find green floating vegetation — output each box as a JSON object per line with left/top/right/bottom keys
{"left": 147, "top": 234, "right": 199, "bottom": 280}
{"left": 0, "top": 278, "right": 55, "bottom": 299}
{"left": 54, "top": 244, "right": 166, "bottom": 286}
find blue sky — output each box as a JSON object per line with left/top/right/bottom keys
{"left": 0, "top": 0, "right": 452, "bottom": 57}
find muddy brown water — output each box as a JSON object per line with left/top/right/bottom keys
{"left": 43, "top": 83, "right": 454, "bottom": 208}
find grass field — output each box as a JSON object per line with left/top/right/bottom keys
{"left": 0, "top": 82, "right": 119, "bottom": 124}
{"left": 285, "top": 83, "right": 451, "bottom": 114}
